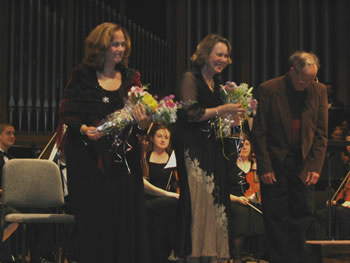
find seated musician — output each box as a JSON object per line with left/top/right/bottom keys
{"left": 141, "top": 123, "right": 179, "bottom": 263}
{"left": 310, "top": 132, "right": 350, "bottom": 240}
{"left": 228, "top": 134, "right": 264, "bottom": 263}
{"left": 0, "top": 123, "right": 18, "bottom": 262}
{"left": 341, "top": 131, "right": 350, "bottom": 171}
{"left": 313, "top": 171, "right": 350, "bottom": 240}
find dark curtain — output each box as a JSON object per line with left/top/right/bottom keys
{"left": 181, "top": 0, "right": 350, "bottom": 113}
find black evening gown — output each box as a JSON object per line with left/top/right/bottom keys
{"left": 145, "top": 152, "right": 178, "bottom": 263}
{"left": 60, "top": 64, "right": 150, "bottom": 263}
{"left": 174, "top": 66, "right": 233, "bottom": 261}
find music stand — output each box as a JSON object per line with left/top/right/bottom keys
{"left": 164, "top": 151, "right": 177, "bottom": 191}
{"left": 325, "top": 140, "right": 350, "bottom": 240}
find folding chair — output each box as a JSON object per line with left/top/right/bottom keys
{"left": 2, "top": 159, "right": 75, "bottom": 263}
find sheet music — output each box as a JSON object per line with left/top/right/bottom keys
{"left": 164, "top": 150, "right": 177, "bottom": 169}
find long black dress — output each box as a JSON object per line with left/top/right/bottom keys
{"left": 228, "top": 161, "right": 264, "bottom": 239}
{"left": 60, "top": 64, "right": 150, "bottom": 263}
{"left": 174, "top": 66, "right": 233, "bottom": 261}
{"left": 145, "top": 152, "right": 178, "bottom": 263}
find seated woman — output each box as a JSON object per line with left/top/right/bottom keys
{"left": 341, "top": 130, "right": 350, "bottom": 171}
{"left": 141, "top": 123, "right": 179, "bottom": 263}
{"left": 228, "top": 134, "right": 264, "bottom": 263}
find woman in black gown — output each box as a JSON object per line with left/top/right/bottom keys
{"left": 228, "top": 135, "right": 264, "bottom": 262}
{"left": 141, "top": 123, "right": 179, "bottom": 263}
{"left": 58, "top": 22, "right": 151, "bottom": 263}
{"left": 174, "top": 34, "right": 245, "bottom": 262}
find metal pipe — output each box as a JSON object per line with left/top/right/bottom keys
{"left": 35, "top": 0, "right": 42, "bottom": 134}
{"left": 27, "top": 0, "right": 34, "bottom": 133}
{"left": 43, "top": 3, "right": 50, "bottom": 134}
{"left": 18, "top": 0, "right": 25, "bottom": 132}
{"left": 8, "top": 0, "right": 16, "bottom": 126}
{"left": 51, "top": 9, "right": 57, "bottom": 133}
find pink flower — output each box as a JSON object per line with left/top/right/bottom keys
{"left": 249, "top": 99, "right": 258, "bottom": 110}
{"left": 225, "top": 81, "right": 238, "bottom": 90}
{"left": 165, "top": 100, "right": 176, "bottom": 108}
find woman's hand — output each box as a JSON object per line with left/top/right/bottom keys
{"left": 217, "top": 103, "right": 245, "bottom": 122}
{"left": 230, "top": 194, "right": 249, "bottom": 206}
{"left": 132, "top": 104, "right": 152, "bottom": 130}
{"left": 80, "top": 125, "right": 103, "bottom": 141}
{"left": 166, "top": 191, "right": 180, "bottom": 199}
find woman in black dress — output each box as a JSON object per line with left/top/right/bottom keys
{"left": 141, "top": 123, "right": 179, "bottom": 263}
{"left": 228, "top": 135, "right": 264, "bottom": 263}
{"left": 58, "top": 22, "right": 151, "bottom": 263}
{"left": 174, "top": 34, "right": 245, "bottom": 262}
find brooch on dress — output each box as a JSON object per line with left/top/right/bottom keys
{"left": 102, "top": 97, "right": 110, "bottom": 103}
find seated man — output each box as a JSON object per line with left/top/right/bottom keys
{"left": 0, "top": 123, "right": 18, "bottom": 262}
{"left": 311, "top": 172, "right": 350, "bottom": 240}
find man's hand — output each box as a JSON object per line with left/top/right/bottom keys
{"left": 260, "top": 172, "right": 277, "bottom": 185}
{"left": 305, "top": 171, "right": 320, "bottom": 186}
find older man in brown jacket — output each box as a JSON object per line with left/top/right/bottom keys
{"left": 252, "top": 51, "right": 328, "bottom": 263}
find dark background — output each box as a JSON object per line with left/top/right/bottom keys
{"left": 0, "top": 0, "right": 349, "bottom": 148}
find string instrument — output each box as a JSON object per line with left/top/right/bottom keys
{"left": 38, "top": 132, "right": 58, "bottom": 160}
{"left": 331, "top": 170, "right": 350, "bottom": 206}
{"left": 166, "top": 170, "right": 180, "bottom": 194}
{"left": 140, "top": 135, "right": 150, "bottom": 180}
{"left": 244, "top": 161, "right": 261, "bottom": 204}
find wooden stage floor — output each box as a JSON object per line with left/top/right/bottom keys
{"left": 306, "top": 240, "right": 350, "bottom": 263}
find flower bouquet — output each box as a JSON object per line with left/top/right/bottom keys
{"left": 152, "top": 95, "right": 181, "bottom": 125}
{"left": 97, "top": 86, "right": 158, "bottom": 136}
{"left": 97, "top": 86, "right": 181, "bottom": 137}
{"left": 213, "top": 81, "right": 258, "bottom": 139}
{"left": 220, "top": 81, "right": 258, "bottom": 118}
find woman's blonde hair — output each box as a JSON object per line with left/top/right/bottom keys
{"left": 83, "top": 22, "right": 131, "bottom": 71}
{"left": 190, "top": 34, "right": 232, "bottom": 67}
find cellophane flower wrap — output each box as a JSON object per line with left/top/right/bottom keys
{"left": 213, "top": 81, "right": 258, "bottom": 139}
{"left": 97, "top": 86, "right": 181, "bottom": 137}
{"left": 97, "top": 86, "right": 159, "bottom": 136}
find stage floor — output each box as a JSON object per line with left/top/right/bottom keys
{"left": 306, "top": 240, "right": 350, "bottom": 263}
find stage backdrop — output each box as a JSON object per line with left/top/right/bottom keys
{"left": 175, "top": 0, "right": 350, "bottom": 115}
{"left": 0, "top": 0, "right": 349, "bottom": 147}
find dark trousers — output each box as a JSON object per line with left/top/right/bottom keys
{"left": 261, "top": 157, "right": 314, "bottom": 263}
